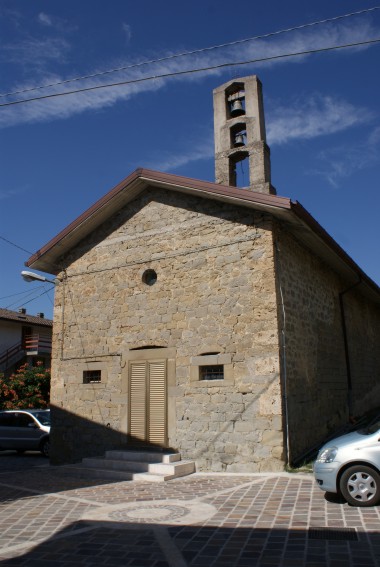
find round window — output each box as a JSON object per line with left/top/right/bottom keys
{"left": 142, "top": 269, "right": 157, "bottom": 286}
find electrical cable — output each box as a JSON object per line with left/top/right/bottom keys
{"left": 0, "top": 286, "right": 45, "bottom": 301}
{"left": 5, "top": 287, "right": 49, "bottom": 310}
{"left": 0, "top": 235, "right": 33, "bottom": 254}
{"left": 1, "top": 37, "right": 380, "bottom": 108}
{"left": 0, "top": 5, "right": 379, "bottom": 99}
{"left": 9, "top": 287, "right": 54, "bottom": 310}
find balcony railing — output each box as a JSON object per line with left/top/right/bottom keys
{"left": 24, "top": 334, "right": 52, "bottom": 354}
{"left": 0, "top": 342, "right": 23, "bottom": 368}
{"left": 0, "top": 334, "right": 52, "bottom": 371}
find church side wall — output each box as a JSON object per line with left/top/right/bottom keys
{"left": 275, "top": 224, "right": 380, "bottom": 462}
{"left": 50, "top": 189, "right": 284, "bottom": 471}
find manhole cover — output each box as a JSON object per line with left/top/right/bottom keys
{"left": 109, "top": 504, "right": 189, "bottom": 522}
{"left": 82, "top": 499, "right": 216, "bottom": 525}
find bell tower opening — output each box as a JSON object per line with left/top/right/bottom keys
{"left": 230, "top": 151, "right": 250, "bottom": 188}
{"left": 213, "top": 75, "right": 275, "bottom": 195}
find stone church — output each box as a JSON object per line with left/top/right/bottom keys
{"left": 26, "top": 76, "right": 380, "bottom": 471}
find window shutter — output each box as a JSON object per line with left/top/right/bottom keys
{"left": 148, "top": 360, "right": 167, "bottom": 445}
{"left": 129, "top": 362, "right": 147, "bottom": 442}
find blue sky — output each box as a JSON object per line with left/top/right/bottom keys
{"left": 1, "top": 1, "right": 379, "bottom": 320}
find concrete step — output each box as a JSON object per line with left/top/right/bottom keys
{"left": 62, "top": 465, "right": 135, "bottom": 481}
{"left": 65, "top": 450, "right": 195, "bottom": 482}
{"left": 105, "top": 450, "right": 181, "bottom": 464}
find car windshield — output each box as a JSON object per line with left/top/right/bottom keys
{"left": 33, "top": 411, "right": 51, "bottom": 426}
{"left": 357, "top": 417, "right": 380, "bottom": 435}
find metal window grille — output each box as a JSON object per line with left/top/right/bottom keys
{"left": 83, "top": 370, "right": 101, "bottom": 384}
{"left": 199, "top": 365, "right": 224, "bottom": 381}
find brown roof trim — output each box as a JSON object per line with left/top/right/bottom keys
{"left": 24, "top": 167, "right": 380, "bottom": 300}
{"left": 291, "top": 201, "right": 380, "bottom": 295}
{"left": 25, "top": 168, "right": 291, "bottom": 269}
{"left": 138, "top": 169, "right": 291, "bottom": 208}
{"left": 26, "top": 168, "right": 143, "bottom": 268}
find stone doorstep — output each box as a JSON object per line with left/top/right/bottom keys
{"left": 63, "top": 451, "right": 196, "bottom": 482}
{"left": 105, "top": 450, "right": 182, "bottom": 464}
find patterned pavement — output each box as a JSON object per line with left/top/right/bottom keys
{"left": 0, "top": 465, "right": 379, "bottom": 566}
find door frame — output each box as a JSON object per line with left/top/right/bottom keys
{"left": 122, "top": 347, "right": 176, "bottom": 448}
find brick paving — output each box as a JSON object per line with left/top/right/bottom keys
{"left": 0, "top": 467, "right": 379, "bottom": 566}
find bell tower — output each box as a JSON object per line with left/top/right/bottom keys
{"left": 213, "top": 75, "right": 275, "bottom": 194}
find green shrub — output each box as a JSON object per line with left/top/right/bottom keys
{"left": 0, "top": 361, "right": 50, "bottom": 409}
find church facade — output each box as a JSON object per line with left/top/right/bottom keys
{"left": 25, "top": 77, "right": 380, "bottom": 470}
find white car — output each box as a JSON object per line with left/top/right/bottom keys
{"left": 314, "top": 415, "right": 380, "bottom": 507}
{"left": 0, "top": 409, "right": 50, "bottom": 457}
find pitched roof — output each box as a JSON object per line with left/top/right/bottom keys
{"left": 0, "top": 308, "right": 53, "bottom": 327}
{"left": 25, "top": 168, "right": 380, "bottom": 304}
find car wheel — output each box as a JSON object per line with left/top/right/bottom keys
{"left": 340, "top": 465, "right": 380, "bottom": 507}
{"left": 40, "top": 438, "right": 50, "bottom": 458}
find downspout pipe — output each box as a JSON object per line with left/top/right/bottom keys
{"left": 274, "top": 241, "right": 290, "bottom": 466}
{"left": 339, "top": 277, "right": 362, "bottom": 417}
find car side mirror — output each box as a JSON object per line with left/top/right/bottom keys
{"left": 28, "top": 423, "right": 38, "bottom": 429}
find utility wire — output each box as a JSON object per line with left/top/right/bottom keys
{"left": 0, "top": 286, "right": 45, "bottom": 301}
{"left": 5, "top": 287, "right": 49, "bottom": 310}
{"left": 6, "top": 287, "right": 54, "bottom": 310}
{"left": 0, "top": 5, "right": 379, "bottom": 99}
{"left": 0, "top": 235, "right": 33, "bottom": 254}
{"left": 1, "top": 37, "right": 379, "bottom": 108}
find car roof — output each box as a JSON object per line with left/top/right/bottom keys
{"left": 0, "top": 409, "right": 50, "bottom": 414}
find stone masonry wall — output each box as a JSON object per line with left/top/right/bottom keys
{"left": 275, "top": 224, "right": 380, "bottom": 463}
{"left": 50, "top": 188, "right": 284, "bottom": 471}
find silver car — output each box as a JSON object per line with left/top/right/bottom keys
{"left": 314, "top": 415, "right": 380, "bottom": 506}
{"left": 0, "top": 409, "right": 50, "bottom": 457}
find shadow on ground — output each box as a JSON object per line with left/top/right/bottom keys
{"left": 0, "top": 520, "right": 378, "bottom": 567}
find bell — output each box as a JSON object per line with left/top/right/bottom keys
{"left": 230, "top": 99, "right": 245, "bottom": 117}
{"left": 234, "top": 133, "right": 245, "bottom": 147}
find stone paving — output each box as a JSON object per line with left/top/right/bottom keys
{"left": 0, "top": 465, "right": 380, "bottom": 566}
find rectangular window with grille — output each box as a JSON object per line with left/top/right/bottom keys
{"left": 83, "top": 370, "right": 101, "bottom": 383}
{"left": 199, "top": 365, "right": 224, "bottom": 381}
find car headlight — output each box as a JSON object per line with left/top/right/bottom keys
{"left": 316, "top": 447, "right": 338, "bottom": 463}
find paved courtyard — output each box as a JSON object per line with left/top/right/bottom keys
{"left": 0, "top": 459, "right": 380, "bottom": 566}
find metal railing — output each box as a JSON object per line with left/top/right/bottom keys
{"left": 0, "top": 342, "right": 23, "bottom": 367}
{"left": 24, "top": 334, "right": 52, "bottom": 354}
{"left": 0, "top": 334, "right": 52, "bottom": 370}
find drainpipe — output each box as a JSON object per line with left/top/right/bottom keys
{"left": 274, "top": 241, "right": 290, "bottom": 466}
{"left": 339, "top": 278, "right": 362, "bottom": 417}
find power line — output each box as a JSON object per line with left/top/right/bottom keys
{"left": 17, "top": 288, "right": 54, "bottom": 309}
{"left": 0, "top": 235, "right": 33, "bottom": 254}
{"left": 5, "top": 287, "right": 48, "bottom": 310}
{"left": 0, "top": 286, "right": 45, "bottom": 301}
{"left": 6, "top": 287, "right": 54, "bottom": 310}
{"left": 1, "top": 37, "right": 379, "bottom": 109}
{"left": 0, "top": 5, "right": 379, "bottom": 100}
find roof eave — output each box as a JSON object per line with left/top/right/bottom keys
{"left": 289, "top": 201, "right": 380, "bottom": 302}
{"left": 25, "top": 168, "right": 380, "bottom": 304}
{"left": 25, "top": 168, "right": 291, "bottom": 274}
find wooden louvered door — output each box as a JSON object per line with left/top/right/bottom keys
{"left": 129, "top": 359, "right": 167, "bottom": 447}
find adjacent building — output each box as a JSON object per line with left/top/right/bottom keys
{"left": 0, "top": 308, "right": 52, "bottom": 376}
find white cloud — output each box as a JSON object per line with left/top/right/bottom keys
{"left": 38, "top": 12, "right": 52, "bottom": 26}
{"left": 0, "top": 184, "right": 29, "bottom": 201}
{"left": 146, "top": 137, "right": 214, "bottom": 172}
{"left": 1, "top": 37, "right": 70, "bottom": 67}
{"left": 122, "top": 23, "right": 132, "bottom": 42}
{"left": 368, "top": 125, "right": 380, "bottom": 145}
{"left": 1, "top": 19, "right": 379, "bottom": 129}
{"left": 266, "top": 95, "right": 373, "bottom": 145}
{"left": 311, "top": 126, "right": 380, "bottom": 187}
